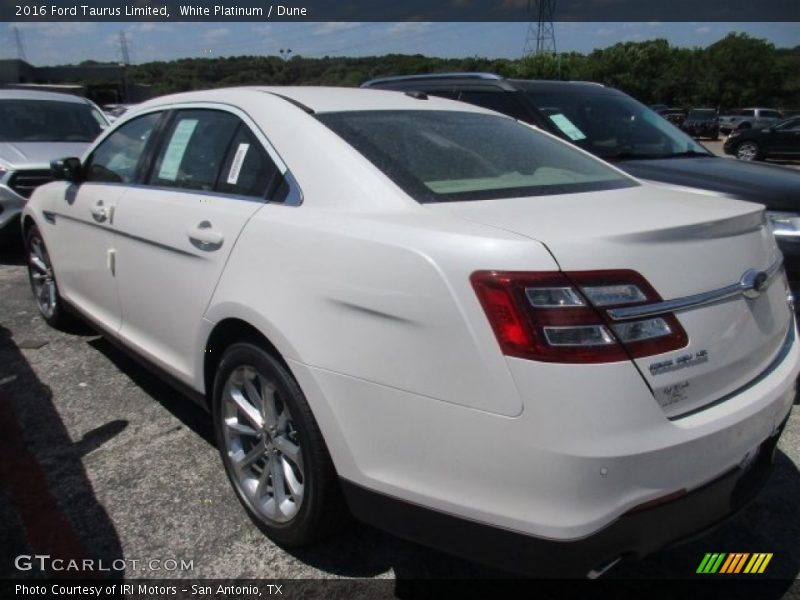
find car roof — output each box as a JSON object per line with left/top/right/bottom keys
{"left": 136, "top": 86, "right": 498, "bottom": 115}
{"left": 0, "top": 88, "right": 91, "bottom": 104}
{"left": 362, "top": 73, "right": 609, "bottom": 94}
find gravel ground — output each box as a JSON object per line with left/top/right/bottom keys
{"left": 1, "top": 232, "right": 799, "bottom": 595}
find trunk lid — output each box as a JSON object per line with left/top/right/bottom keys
{"left": 429, "top": 185, "right": 793, "bottom": 418}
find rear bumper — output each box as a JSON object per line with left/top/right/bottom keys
{"left": 342, "top": 418, "right": 787, "bottom": 578}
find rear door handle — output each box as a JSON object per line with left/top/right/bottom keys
{"left": 187, "top": 221, "right": 224, "bottom": 250}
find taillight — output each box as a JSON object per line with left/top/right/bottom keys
{"left": 471, "top": 270, "right": 687, "bottom": 363}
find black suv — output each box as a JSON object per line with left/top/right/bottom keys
{"left": 363, "top": 73, "right": 800, "bottom": 283}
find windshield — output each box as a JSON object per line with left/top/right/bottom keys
{"left": 0, "top": 99, "right": 106, "bottom": 142}
{"left": 318, "top": 110, "right": 636, "bottom": 203}
{"left": 517, "top": 86, "right": 710, "bottom": 160}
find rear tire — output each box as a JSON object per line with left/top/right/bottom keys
{"left": 212, "top": 342, "right": 348, "bottom": 547}
{"left": 25, "top": 224, "right": 74, "bottom": 329}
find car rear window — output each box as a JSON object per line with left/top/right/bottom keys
{"left": 0, "top": 99, "right": 105, "bottom": 142}
{"left": 317, "top": 110, "right": 636, "bottom": 203}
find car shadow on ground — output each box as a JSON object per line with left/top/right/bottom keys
{"left": 0, "top": 238, "right": 26, "bottom": 267}
{"left": 0, "top": 324, "right": 125, "bottom": 580}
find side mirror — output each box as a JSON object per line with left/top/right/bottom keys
{"left": 51, "top": 157, "right": 83, "bottom": 183}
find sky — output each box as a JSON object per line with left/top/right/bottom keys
{"left": 1, "top": 21, "right": 798, "bottom": 66}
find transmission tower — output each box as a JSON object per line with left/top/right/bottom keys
{"left": 118, "top": 31, "right": 131, "bottom": 65}
{"left": 523, "top": 0, "right": 557, "bottom": 57}
{"left": 12, "top": 26, "right": 27, "bottom": 61}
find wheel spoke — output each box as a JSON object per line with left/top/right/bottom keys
{"left": 234, "top": 443, "right": 266, "bottom": 472}
{"left": 261, "top": 381, "right": 279, "bottom": 430}
{"left": 276, "top": 411, "right": 289, "bottom": 433}
{"left": 30, "top": 255, "right": 48, "bottom": 274}
{"left": 228, "top": 386, "right": 263, "bottom": 430}
{"left": 243, "top": 375, "right": 262, "bottom": 409}
{"left": 38, "top": 282, "right": 50, "bottom": 304}
{"left": 255, "top": 467, "right": 270, "bottom": 499}
{"left": 274, "top": 435, "right": 303, "bottom": 473}
{"left": 281, "top": 456, "right": 304, "bottom": 501}
{"left": 48, "top": 282, "right": 56, "bottom": 309}
{"left": 269, "top": 454, "right": 287, "bottom": 512}
{"left": 32, "top": 241, "right": 46, "bottom": 265}
{"left": 225, "top": 419, "right": 259, "bottom": 437}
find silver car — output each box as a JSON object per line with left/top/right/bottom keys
{"left": 0, "top": 89, "right": 108, "bottom": 242}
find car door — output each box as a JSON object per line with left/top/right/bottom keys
{"left": 770, "top": 118, "right": 800, "bottom": 155}
{"left": 46, "top": 111, "right": 163, "bottom": 332}
{"left": 112, "top": 107, "right": 284, "bottom": 384}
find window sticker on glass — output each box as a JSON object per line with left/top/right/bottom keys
{"left": 548, "top": 114, "right": 587, "bottom": 141}
{"left": 227, "top": 143, "right": 250, "bottom": 185}
{"left": 158, "top": 119, "right": 199, "bottom": 181}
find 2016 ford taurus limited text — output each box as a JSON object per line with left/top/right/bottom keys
{"left": 21, "top": 87, "right": 799, "bottom": 577}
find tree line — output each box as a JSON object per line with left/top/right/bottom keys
{"left": 118, "top": 33, "right": 798, "bottom": 110}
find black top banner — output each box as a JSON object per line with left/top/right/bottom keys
{"left": 3, "top": 0, "right": 800, "bottom": 22}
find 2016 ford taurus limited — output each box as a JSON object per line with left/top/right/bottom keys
{"left": 21, "top": 87, "right": 799, "bottom": 577}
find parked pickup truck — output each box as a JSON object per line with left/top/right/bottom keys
{"left": 719, "top": 108, "right": 784, "bottom": 133}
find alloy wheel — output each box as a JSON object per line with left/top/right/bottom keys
{"left": 28, "top": 233, "right": 58, "bottom": 320}
{"left": 736, "top": 141, "right": 759, "bottom": 161}
{"left": 221, "top": 365, "right": 305, "bottom": 523}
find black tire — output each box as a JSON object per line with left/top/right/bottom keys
{"left": 25, "top": 224, "right": 75, "bottom": 329}
{"left": 212, "top": 342, "right": 347, "bottom": 547}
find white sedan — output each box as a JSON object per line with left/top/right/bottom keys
{"left": 21, "top": 87, "right": 798, "bottom": 577}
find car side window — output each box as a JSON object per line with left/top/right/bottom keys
{"left": 85, "top": 112, "right": 161, "bottom": 183}
{"left": 149, "top": 109, "right": 239, "bottom": 192}
{"left": 779, "top": 118, "right": 800, "bottom": 131}
{"left": 216, "top": 125, "right": 280, "bottom": 199}
{"left": 457, "top": 91, "right": 532, "bottom": 123}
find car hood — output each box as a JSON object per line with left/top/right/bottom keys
{"left": 617, "top": 156, "right": 800, "bottom": 210}
{"left": 0, "top": 142, "right": 90, "bottom": 170}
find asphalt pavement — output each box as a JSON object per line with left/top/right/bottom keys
{"left": 1, "top": 199, "right": 799, "bottom": 594}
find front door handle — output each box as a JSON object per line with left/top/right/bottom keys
{"left": 90, "top": 201, "right": 108, "bottom": 223}
{"left": 187, "top": 221, "right": 224, "bottom": 250}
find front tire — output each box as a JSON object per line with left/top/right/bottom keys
{"left": 735, "top": 141, "right": 761, "bottom": 161}
{"left": 212, "top": 342, "right": 346, "bottom": 547}
{"left": 25, "top": 224, "right": 73, "bottom": 329}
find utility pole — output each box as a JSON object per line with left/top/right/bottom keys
{"left": 118, "top": 31, "right": 131, "bottom": 65}
{"left": 118, "top": 31, "right": 131, "bottom": 103}
{"left": 13, "top": 26, "right": 27, "bottom": 61}
{"left": 523, "top": 0, "right": 557, "bottom": 57}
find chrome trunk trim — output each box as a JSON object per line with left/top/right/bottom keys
{"left": 607, "top": 257, "right": 784, "bottom": 321}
